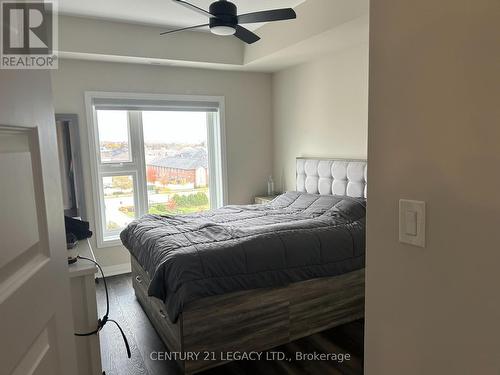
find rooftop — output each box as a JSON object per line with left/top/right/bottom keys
{"left": 148, "top": 148, "right": 208, "bottom": 170}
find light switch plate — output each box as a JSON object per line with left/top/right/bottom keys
{"left": 399, "top": 199, "right": 425, "bottom": 247}
{"left": 405, "top": 210, "right": 418, "bottom": 236}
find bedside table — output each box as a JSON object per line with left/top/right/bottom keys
{"left": 68, "top": 239, "right": 102, "bottom": 375}
{"left": 255, "top": 195, "right": 279, "bottom": 204}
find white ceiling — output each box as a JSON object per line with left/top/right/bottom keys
{"left": 58, "top": 0, "right": 306, "bottom": 31}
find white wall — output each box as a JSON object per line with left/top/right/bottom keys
{"left": 365, "top": 0, "right": 500, "bottom": 373}
{"left": 51, "top": 59, "right": 272, "bottom": 269}
{"left": 272, "top": 43, "right": 369, "bottom": 191}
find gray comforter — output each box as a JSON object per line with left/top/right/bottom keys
{"left": 120, "top": 192, "right": 366, "bottom": 322}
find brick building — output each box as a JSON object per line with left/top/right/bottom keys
{"left": 147, "top": 148, "right": 208, "bottom": 187}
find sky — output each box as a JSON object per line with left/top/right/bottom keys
{"left": 97, "top": 110, "right": 208, "bottom": 144}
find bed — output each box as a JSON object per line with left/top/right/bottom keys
{"left": 121, "top": 158, "right": 367, "bottom": 374}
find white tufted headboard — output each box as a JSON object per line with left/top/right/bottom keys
{"left": 296, "top": 158, "right": 367, "bottom": 198}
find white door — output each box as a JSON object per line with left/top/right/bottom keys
{"left": 0, "top": 70, "right": 78, "bottom": 374}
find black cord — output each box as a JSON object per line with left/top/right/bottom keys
{"left": 108, "top": 319, "right": 131, "bottom": 358}
{"left": 74, "top": 255, "right": 131, "bottom": 359}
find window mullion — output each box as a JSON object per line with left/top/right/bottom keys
{"left": 99, "top": 163, "right": 138, "bottom": 175}
{"left": 206, "top": 112, "right": 217, "bottom": 208}
{"left": 207, "top": 112, "right": 224, "bottom": 208}
{"left": 128, "top": 111, "right": 148, "bottom": 217}
{"left": 136, "top": 111, "right": 148, "bottom": 216}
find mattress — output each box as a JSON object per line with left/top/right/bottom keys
{"left": 120, "top": 191, "right": 366, "bottom": 322}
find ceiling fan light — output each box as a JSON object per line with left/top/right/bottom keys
{"left": 210, "top": 25, "right": 236, "bottom": 36}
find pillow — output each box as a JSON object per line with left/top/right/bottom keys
{"left": 330, "top": 198, "right": 366, "bottom": 220}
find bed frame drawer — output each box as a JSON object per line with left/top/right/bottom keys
{"left": 131, "top": 259, "right": 182, "bottom": 355}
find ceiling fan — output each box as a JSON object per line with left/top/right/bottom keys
{"left": 161, "top": 0, "right": 297, "bottom": 44}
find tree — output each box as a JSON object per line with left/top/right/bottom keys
{"left": 172, "top": 192, "right": 208, "bottom": 207}
{"left": 112, "top": 176, "right": 132, "bottom": 191}
{"left": 147, "top": 167, "right": 158, "bottom": 183}
{"left": 159, "top": 174, "right": 170, "bottom": 187}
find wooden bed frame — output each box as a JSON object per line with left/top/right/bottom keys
{"left": 132, "top": 158, "right": 367, "bottom": 374}
{"left": 132, "top": 257, "right": 364, "bottom": 374}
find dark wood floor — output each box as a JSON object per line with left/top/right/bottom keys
{"left": 96, "top": 274, "right": 364, "bottom": 375}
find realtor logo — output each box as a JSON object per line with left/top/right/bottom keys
{"left": 1, "top": 0, "right": 58, "bottom": 69}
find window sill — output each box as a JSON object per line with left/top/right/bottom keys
{"left": 97, "top": 236, "right": 123, "bottom": 249}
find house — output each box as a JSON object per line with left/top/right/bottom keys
{"left": 147, "top": 148, "right": 208, "bottom": 187}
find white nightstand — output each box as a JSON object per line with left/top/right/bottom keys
{"left": 254, "top": 195, "right": 280, "bottom": 204}
{"left": 68, "top": 239, "right": 102, "bottom": 375}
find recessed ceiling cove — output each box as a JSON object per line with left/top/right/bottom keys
{"left": 58, "top": 0, "right": 305, "bottom": 31}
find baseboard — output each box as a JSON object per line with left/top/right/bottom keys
{"left": 99, "top": 263, "right": 131, "bottom": 278}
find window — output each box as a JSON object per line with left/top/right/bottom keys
{"left": 86, "top": 93, "right": 227, "bottom": 247}
{"left": 142, "top": 111, "right": 211, "bottom": 215}
{"left": 101, "top": 175, "right": 136, "bottom": 231}
{"left": 97, "top": 110, "right": 131, "bottom": 163}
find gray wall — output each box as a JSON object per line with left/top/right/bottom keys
{"left": 272, "top": 44, "right": 369, "bottom": 191}
{"left": 365, "top": 0, "right": 500, "bottom": 373}
{"left": 51, "top": 59, "right": 272, "bottom": 268}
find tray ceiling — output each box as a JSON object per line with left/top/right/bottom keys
{"left": 59, "top": 0, "right": 306, "bottom": 31}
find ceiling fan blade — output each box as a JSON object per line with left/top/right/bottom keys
{"left": 234, "top": 25, "right": 260, "bottom": 44}
{"left": 238, "top": 8, "right": 296, "bottom": 24}
{"left": 160, "top": 23, "right": 209, "bottom": 35}
{"left": 171, "top": 0, "right": 213, "bottom": 17}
